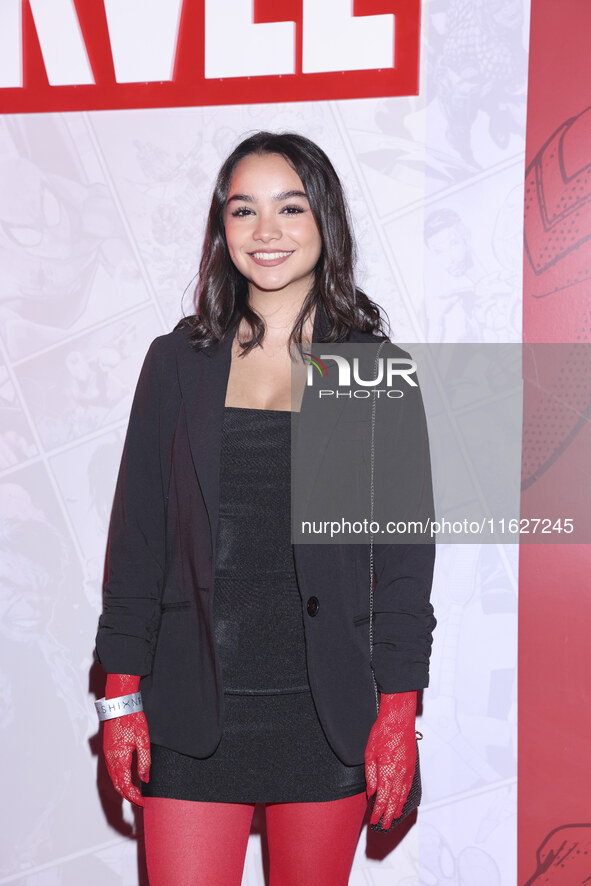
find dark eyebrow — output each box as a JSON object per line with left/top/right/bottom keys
{"left": 274, "top": 189, "right": 308, "bottom": 201}
{"left": 227, "top": 193, "right": 253, "bottom": 205}
{"left": 226, "top": 189, "right": 309, "bottom": 205}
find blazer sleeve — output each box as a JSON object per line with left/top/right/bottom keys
{"left": 370, "top": 343, "right": 436, "bottom": 694}
{"left": 94, "top": 336, "right": 167, "bottom": 676}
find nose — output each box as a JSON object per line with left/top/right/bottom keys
{"left": 253, "top": 209, "right": 281, "bottom": 243}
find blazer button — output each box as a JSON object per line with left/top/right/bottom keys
{"left": 307, "top": 596, "right": 319, "bottom": 617}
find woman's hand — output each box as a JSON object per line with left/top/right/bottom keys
{"left": 364, "top": 690, "right": 417, "bottom": 828}
{"left": 103, "top": 674, "right": 151, "bottom": 807}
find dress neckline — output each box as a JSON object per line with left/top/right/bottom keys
{"left": 224, "top": 405, "right": 296, "bottom": 415}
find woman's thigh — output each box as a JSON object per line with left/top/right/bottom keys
{"left": 265, "top": 792, "right": 368, "bottom": 886}
{"left": 143, "top": 797, "right": 255, "bottom": 886}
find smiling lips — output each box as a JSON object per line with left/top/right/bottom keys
{"left": 248, "top": 250, "right": 294, "bottom": 267}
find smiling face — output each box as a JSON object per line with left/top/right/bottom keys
{"left": 224, "top": 152, "right": 323, "bottom": 303}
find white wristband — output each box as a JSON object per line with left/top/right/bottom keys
{"left": 95, "top": 692, "right": 143, "bottom": 721}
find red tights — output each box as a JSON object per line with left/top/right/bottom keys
{"left": 144, "top": 792, "right": 368, "bottom": 886}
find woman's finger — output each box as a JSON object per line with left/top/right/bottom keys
{"left": 369, "top": 766, "right": 390, "bottom": 825}
{"left": 364, "top": 756, "right": 377, "bottom": 797}
{"left": 105, "top": 751, "right": 129, "bottom": 792}
{"left": 383, "top": 760, "right": 415, "bottom": 825}
{"left": 381, "top": 797, "right": 399, "bottom": 831}
{"left": 397, "top": 763, "right": 414, "bottom": 807}
{"left": 113, "top": 777, "right": 144, "bottom": 807}
{"left": 124, "top": 783, "right": 145, "bottom": 806}
{"left": 136, "top": 726, "right": 151, "bottom": 782}
{"left": 112, "top": 756, "right": 145, "bottom": 806}
{"left": 386, "top": 786, "right": 406, "bottom": 825}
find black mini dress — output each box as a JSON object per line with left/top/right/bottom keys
{"left": 142, "top": 406, "right": 367, "bottom": 803}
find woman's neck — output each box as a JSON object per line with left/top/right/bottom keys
{"left": 242, "top": 292, "right": 316, "bottom": 345}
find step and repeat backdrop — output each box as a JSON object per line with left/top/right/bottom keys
{"left": 0, "top": 1, "right": 541, "bottom": 883}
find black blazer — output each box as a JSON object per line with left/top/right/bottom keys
{"left": 95, "top": 302, "right": 436, "bottom": 766}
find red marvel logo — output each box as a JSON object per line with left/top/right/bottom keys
{"left": 0, "top": 0, "right": 420, "bottom": 112}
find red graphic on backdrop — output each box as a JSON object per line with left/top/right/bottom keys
{"left": 523, "top": 824, "right": 591, "bottom": 885}
{"left": 521, "top": 343, "right": 591, "bottom": 492}
{"left": 0, "top": 0, "right": 420, "bottom": 114}
{"left": 524, "top": 106, "right": 591, "bottom": 299}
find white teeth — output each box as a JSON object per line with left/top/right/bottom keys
{"left": 251, "top": 251, "right": 293, "bottom": 260}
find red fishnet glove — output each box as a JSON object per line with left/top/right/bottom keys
{"left": 364, "top": 690, "right": 417, "bottom": 828}
{"left": 103, "top": 674, "right": 151, "bottom": 807}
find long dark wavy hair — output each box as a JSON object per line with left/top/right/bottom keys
{"left": 181, "top": 131, "right": 389, "bottom": 352}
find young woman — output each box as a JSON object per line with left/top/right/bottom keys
{"left": 95, "top": 131, "right": 436, "bottom": 886}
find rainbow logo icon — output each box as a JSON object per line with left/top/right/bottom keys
{"left": 302, "top": 352, "right": 328, "bottom": 377}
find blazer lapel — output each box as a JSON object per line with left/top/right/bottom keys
{"left": 294, "top": 302, "right": 349, "bottom": 525}
{"left": 176, "top": 323, "right": 236, "bottom": 552}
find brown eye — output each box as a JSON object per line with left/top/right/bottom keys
{"left": 281, "top": 205, "right": 305, "bottom": 215}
